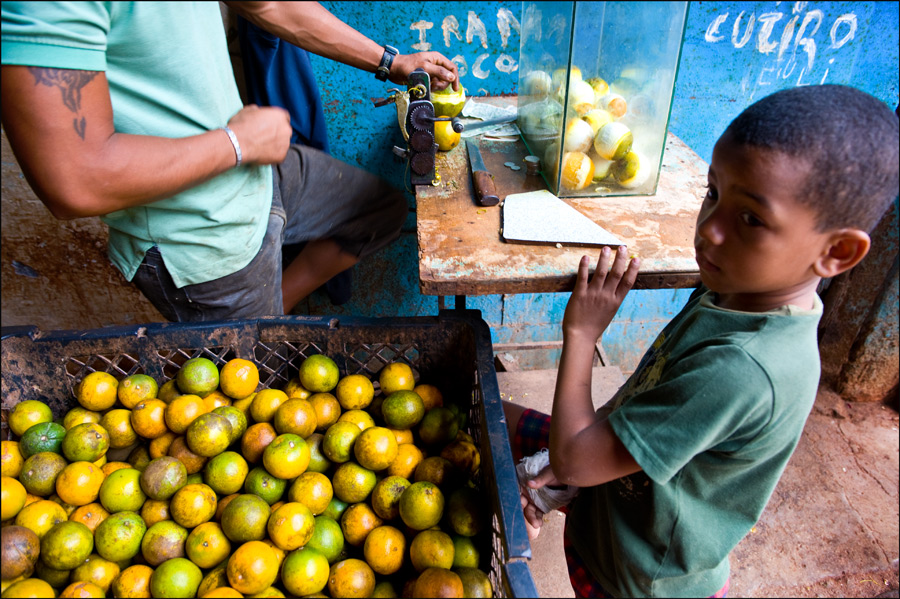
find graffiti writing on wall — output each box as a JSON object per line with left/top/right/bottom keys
{"left": 704, "top": 3, "right": 859, "bottom": 98}
{"left": 409, "top": 9, "right": 521, "bottom": 81}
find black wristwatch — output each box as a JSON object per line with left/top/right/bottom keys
{"left": 375, "top": 45, "right": 398, "bottom": 81}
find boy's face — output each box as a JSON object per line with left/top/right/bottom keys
{"left": 694, "top": 133, "right": 833, "bottom": 311}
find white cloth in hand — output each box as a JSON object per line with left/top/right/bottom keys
{"left": 515, "top": 447, "right": 579, "bottom": 513}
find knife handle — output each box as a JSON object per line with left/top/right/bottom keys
{"left": 472, "top": 170, "right": 500, "bottom": 207}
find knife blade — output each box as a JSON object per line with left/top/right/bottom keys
{"left": 466, "top": 140, "right": 500, "bottom": 207}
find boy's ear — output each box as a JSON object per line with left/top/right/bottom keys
{"left": 813, "top": 229, "right": 871, "bottom": 278}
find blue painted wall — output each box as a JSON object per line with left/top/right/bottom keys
{"left": 295, "top": 1, "right": 900, "bottom": 372}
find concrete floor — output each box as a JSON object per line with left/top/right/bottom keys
{"left": 497, "top": 367, "right": 899, "bottom": 598}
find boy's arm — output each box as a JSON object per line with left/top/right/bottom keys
{"left": 549, "top": 247, "right": 643, "bottom": 487}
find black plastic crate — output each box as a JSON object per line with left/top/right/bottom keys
{"left": 1, "top": 310, "right": 538, "bottom": 598}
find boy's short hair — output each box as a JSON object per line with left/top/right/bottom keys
{"left": 724, "top": 85, "right": 899, "bottom": 233}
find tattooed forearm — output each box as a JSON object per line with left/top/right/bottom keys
{"left": 27, "top": 67, "right": 100, "bottom": 140}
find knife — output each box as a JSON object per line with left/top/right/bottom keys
{"left": 466, "top": 140, "right": 500, "bottom": 207}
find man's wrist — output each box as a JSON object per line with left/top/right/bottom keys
{"left": 221, "top": 126, "right": 242, "bottom": 168}
{"left": 375, "top": 45, "right": 398, "bottom": 81}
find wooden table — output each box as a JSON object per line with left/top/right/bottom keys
{"left": 415, "top": 125, "right": 708, "bottom": 303}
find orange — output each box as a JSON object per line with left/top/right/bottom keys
{"left": 453, "top": 568, "right": 494, "bottom": 598}
{"left": 434, "top": 119, "right": 461, "bottom": 151}
{"left": 127, "top": 444, "right": 151, "bottom": 472}
{"left": 310, "top": 392, "right": 342, "bottom": 432}
{"left": 165, "top": 394, "right": 207, "bottom": 435}
{"left": 15, "top": 499, "right": 67, "bottom": 538}
{"left": 9, "top": 400, "right": 54, "bottom": 437}
{"left": 0, "top": 525, "right": 39, "bottom": 583}
{"left": 262, "top": 433, "right": 310, "bottom": 480}
{"left": 212, "top": 406, "right": 248, "bottom": 444}
{"left": 1, "top": 579, "right": 56, "bottom": 599}
{"left": 167, "top": 435, "right": 208, "bottom": 475}
{"left": 19, "top": 451, "right": 67, "bottom": 497}
{"left": 413, "top": 567, "right": 464, "bottom": 598}
{"left": 185, "top": 521, "right": 231, "bottom": 569}
{"left": 56, "top": 461, "right": 105, "bottom": 507}
{"left": 382, "top": 390, "right": 425, "bottom": 430}
{"left": 305, "top": 432, "right": 332, "bottom": 474}
{"left": 231, "top": 394, "right": 254, "bottom": 415}
{"left": 186, "top": 412, "right": 233, "bottom": 457}
{"left": 101, "top": 408, "right": 139, "bottom": 449}
{"left": 214, "top": 492, "right": 239, "bottom": 521}
{"left": 414, "top": 456, "right": 458, "bottom": 488}
{"left": 19, "top": 421, "right": 66, "bottom": 459}
{"left": 332, "top": 462, "right": 377, "bottom": 505}
{"left": 220, "top": 493, "right": 271, "bottom": 543}
{"left": 140, "top": 455, "right": 188, "bottom": 500}
{"left": 2, "top": 440, "right": 25, "bottom": 478}
{"left": 40, "top": 520, "right": 94, "bottom": 570}
{"left": 399, "top": 481, "right": 444, "bottom": 530}
{"left": 339, "top": 502, "right": 383, "bottom": 547}
{"left": 378, "top": 362, "right": 415, "bottom": 396}
{"left": 370, "top": 475, "right": 411, "bottom": 521}
{"left": 298, "top": 354, "right": 340, "bottom": 393}
{"left": 282, "top": 376, "right": 312, "bottom": 399}
{"left": 447, "top": 486, "right": 485, "bottom": 536}
{"left": 307, "top": 515, "right": 345, "bottom": 564}
{"left": 204, "top": 450, "right": 249, "bottom": 496}
{"left": 387, "top": 443, "right": 424, "bottom": 480}
{"left": 149, "top": 430, "right": 178, "bottom": 459}
{"left": 202, "top": 390, "right": 232, "bottom": 411}
{"left": 338, "top": 408, "right": 376, "bottom": 432}
{"left": 413, "top": 383, "right": 444, "bottom": 410}
{"left": 117, "top": 373, "right": 159, "bottom": 409}
{"left": 140, "top": 498, "right": 171, "bottom": 527}
{"left": 70, "top": 553, "right": 120, "bottom": 593}
{"left": 131, "top": 399, "right": 168, "bottom": 439}
{"left": 250, "top": 388, "right": 289, "bottom": 423}
{"left": 112, "top": 564, "right": 154, "bottom": 599}
{"left": 226, "top": 540, "right": 278, "bottom": 595}
{"left": 63, "top": 407, "right": 102, "bottom": 430}
{"left": 322, "top": 421, "right": 361, "bottom": 464}
{"left": 98, "top": 468, "right": 146, "bottom": 513}
{"left": 440, "top": 439, "right": 481, "bottom": 476}
{"left": 418, "top": 407, "right": 459, "bottom": 448}
{"left": 363, "top": 525, "right": 406, "bottom": 575}
{"left": 281, "top": 546, "right": 329, "bottom": 597}
{"left": 149, "top": 557, "right": 203, "bottom": 598}
{"left": 354, "top": 426, "right": 398, "bottom": 471}
{"left": 409, "top": 529, "right": 455, "bottom": 571}
{"left": 287, "top": 471, "right": 333, "bottom": 515}
{"left": 335, "top": 374, "right": 375, "bottom": 410}
{"left": 327, "top": 558, "right": 375, "bottom": 598}
{"left": 141, "top": 520, "right": 189, "bottom": 566}
{"left": 267, "top": 501, "right": 316, "bottom": 551}
{"left": 273, "top": 398, "right": 318, "bottom": 438}
{"left": 176, "top": 357, "right": 220, "bottom": 397}
{"left": 68, "top": 502, "right": 110, "bottom": 533}
{"left": 452, "top": 534, "right": 481, "bottom": 569}
{"left": 158, "top": 379, "right": 181, "bottom": 403}
{"left": 59, "top": 581, "right": 105, "bottom": 598}
{"left": 201, "top": 589, "right": 243, "bottom": 598}
{"left": 219, "top": 358, "right": 259, "bottom": 399}
{"left": 241, "top": 422, "right": 277, "bottom": 464}
{"left": 243, "top": 466, "right": 286, "bottom": 505}
{"left": 389, "top": 427, "right": 414, "bottom": 445}
{"left": 2, "top": 476, "right": 27, "bottom": 520}
{"left": 76, "top": 372, "right": 119, "bottom": 412}
{"left": 373, "top": 580, "right": 400, "bottom": 598}
{"left": 170, "top": 483, "right": 217, "bottom": 528}
{"left": 62, "top": 422, "right": 110, "bottom": 463}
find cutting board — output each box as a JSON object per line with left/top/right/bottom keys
{"left": 501, "top": 190, "right": 624, "bottom": 247}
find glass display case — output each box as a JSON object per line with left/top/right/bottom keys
{"left": 518, "top": 1, "right": 688, "bottom": 197}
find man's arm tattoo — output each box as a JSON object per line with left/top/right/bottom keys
{"left": 27, "top": 67, "right": 100, "bottom": 140}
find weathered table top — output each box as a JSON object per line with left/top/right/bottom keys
{"left": 415, "top": 116, "right": 708, "bottom": 297}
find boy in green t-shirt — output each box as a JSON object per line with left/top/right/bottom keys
{"left": 506, "top": 85, "right": 899, "bottom": 597}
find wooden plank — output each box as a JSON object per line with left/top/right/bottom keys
{"left": 416, "top": 105, "right": 708, "bottom": 297}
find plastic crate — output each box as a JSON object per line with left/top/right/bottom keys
{"left": 1, "top": 310, "right": 538, "bottom": 598}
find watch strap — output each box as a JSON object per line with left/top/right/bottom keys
{"left": 375, "top": 45, "right": 398, "bottom": 81}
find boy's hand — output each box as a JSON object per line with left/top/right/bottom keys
{"left": 520, "top": 464, "right": 560, "bottom": 540}
{"left": 226, "top": 104, "right": 292, "bottom": 166}
{"left": 563, "top": 246, "right": 640, "bottom": 343}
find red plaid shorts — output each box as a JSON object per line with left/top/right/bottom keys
{"left": 514, "top": 408, "right": 730, "bottom": 598}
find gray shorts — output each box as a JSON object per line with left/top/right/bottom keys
{"left": 131, "top": 144, "right": 406, "bottom": 322}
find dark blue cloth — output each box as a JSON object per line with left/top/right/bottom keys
{"left": 237, "top": 17, "right": 330, "bottom": 153}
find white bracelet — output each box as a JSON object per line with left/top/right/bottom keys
{"left": 221, "top": 126, "right": 242, "bottom": 168}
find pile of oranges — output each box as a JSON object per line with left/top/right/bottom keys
{"left": 1, "top": 354, "right": 494, "bottom": 598}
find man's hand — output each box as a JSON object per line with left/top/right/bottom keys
{"left": 391, "top": 52, "right": 459, "bottom": 91}
{"left": 225, "top": 104, "right": 292, "bottom": 166}
{"left": 563, "top": 246, "right": 640, "bottom": 344}
{"left": 520, "top": 464, "right": 560, "bottom": 540}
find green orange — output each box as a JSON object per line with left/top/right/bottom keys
{"left": 149, "top": 557, "right": 202, "bottom": 598}
{"left": 9, "top": 400, "right": 54, "bottom": 437}
{"left": 176, "top": 357, "right": 220, "bottom": 397}
{"left": 298, "top": 354, "right": 340, "bottom": 393}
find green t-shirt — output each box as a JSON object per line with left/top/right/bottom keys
{"left": 1, "top": 1, "right": 272, "bottom": 288}
{"left": 567, "top": 289, "right": 822, "bottom": 598}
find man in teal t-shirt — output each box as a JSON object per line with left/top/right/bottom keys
{"left": 1, "top": 2, "right": 460, "bottom": 320}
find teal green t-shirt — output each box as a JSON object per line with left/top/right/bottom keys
{"left": 1, "top": 1, "right": 272, "bottom": 287}
{"left": 567, "top": 289, "right": 822, "bottom": 598}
